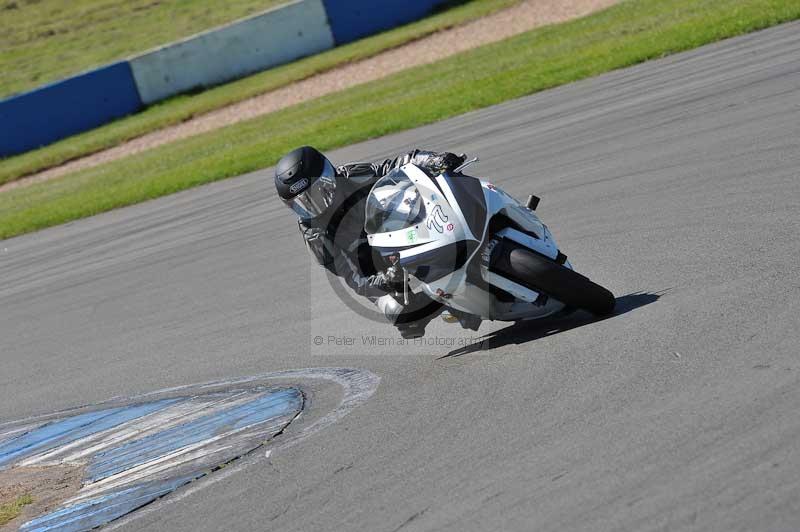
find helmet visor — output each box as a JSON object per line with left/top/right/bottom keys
{"left": 287, "top": 159, "right": 337, "bottom": 221}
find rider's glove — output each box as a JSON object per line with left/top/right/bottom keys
{"left": 367, "top": 266, "right": 403, "bottom": 292}
{"left": 426, "top": 152, "right": 467, "bottom": 174}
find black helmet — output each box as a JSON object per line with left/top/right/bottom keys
{"left": 274, "top": 146, "right": 338, "bottom": 222}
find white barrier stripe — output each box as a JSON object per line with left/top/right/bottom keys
{"left": 130, "top": 0, "right": 335, "bottom": 104}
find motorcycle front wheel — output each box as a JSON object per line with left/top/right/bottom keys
{"left": 500, "top": 248, "right": 616, "bottom": 316}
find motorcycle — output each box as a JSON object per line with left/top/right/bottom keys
{"left": 364, "top": 160, "right": 615, "bottom": 325}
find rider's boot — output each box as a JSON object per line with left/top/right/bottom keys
{"left": 441, "top": 310, "right": 460, "bottom": 323}
{"left": 442, "top": 309, "right": 481, "bottom": 331}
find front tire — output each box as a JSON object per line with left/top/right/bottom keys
{"left": 503, "top": 248, "right": 615, "bottom": 316}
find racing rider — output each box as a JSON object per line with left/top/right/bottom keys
{"left": 274, "top": 146, "right": 475, "bottom": 338}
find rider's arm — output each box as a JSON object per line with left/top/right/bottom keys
{"left": 300, "top": 221, "right": 393, "bottom": 299}
{"left": 298, "top": 220, "right": 335, "bottom": 269}
{"left": 310, "top": 228, "right": 444, "bottom": 335}
{"left": 338, "top": 150, "right": 466, "bottom": 180}
{"left": 373, "top": 149, "right": 466, "bottom": 177}
{"left": 333, "top": 248, "right": 397, "bottom": 301}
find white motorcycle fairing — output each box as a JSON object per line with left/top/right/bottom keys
{"left": 365, "top": 164, "right": 574, "bottom": 322}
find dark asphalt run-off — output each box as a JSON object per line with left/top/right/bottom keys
{"left": 2, "top": 21, "right": 800, "bottom": 532}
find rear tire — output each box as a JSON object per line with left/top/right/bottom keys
{"left": 505, "top": 248, "right": 615, "bottom": 316}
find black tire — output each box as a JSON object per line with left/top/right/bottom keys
{"left": 505, "top": 248, "right": 615, "bottom": 316}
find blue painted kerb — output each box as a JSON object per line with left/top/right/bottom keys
{"left": 322, "top": 0, "right": 445, "bottom": 45}
{"left": 0, "top": 61, "right": 142, "bottom": 158}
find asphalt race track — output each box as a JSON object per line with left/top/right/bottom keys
{"left": 2, "top": 21, "right": 800, "bottom": 532}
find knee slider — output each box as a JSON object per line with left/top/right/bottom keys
{"left": 376, "top": 295, "right": 403, "bottom": 324}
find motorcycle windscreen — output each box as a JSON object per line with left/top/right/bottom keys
{"left": 364, "top": 170, "right": 426, "bottom": 234}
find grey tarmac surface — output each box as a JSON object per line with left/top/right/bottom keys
{"left": 2, "top": 20, "right": 800, "bottom": 532}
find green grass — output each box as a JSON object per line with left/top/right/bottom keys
{"left": 2, "top": 0, "right": 799, "bottom": 240}
{"left": 0, "top": 0, "right": 287, "bottom": 99}
{"left": 0, "top": 0, "right": 520, "bottom": 186}
{"left": 0, "top": 494, "right": 34, "bottom": 525}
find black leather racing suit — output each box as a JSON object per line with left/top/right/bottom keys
{"left": 300, "top": 150, "right": 462, "bottom": 332}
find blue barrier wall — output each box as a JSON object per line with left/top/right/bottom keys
{"left": 1, "top": 0, "right": 449, "bottom": 157}
{"left": 0, "top": 62, "right": 141, "bottom": 158}
{"left": 322, "top": 0, "right": 444, "bottom": 44}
